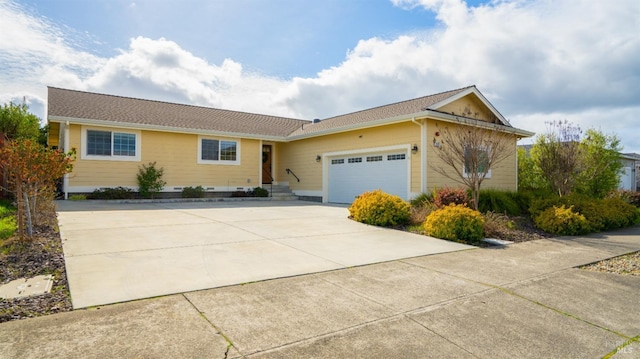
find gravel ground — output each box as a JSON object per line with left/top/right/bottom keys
{"left": 0, "top": 225, "right": 73, "bottom": 323}
{"left": 581, "top": 251, "right": 640, "bottom": 276}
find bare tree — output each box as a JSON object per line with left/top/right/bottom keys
{"left": 430, "top": 120, "right": 516, "bottom": 210}
{"left": 531, "top": 120, "right": 582, "bottom": 196}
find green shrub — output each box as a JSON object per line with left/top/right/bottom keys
{"left": 530, "top": 194, "right": 638, "bottom": 233}
{"left": 477, "top": 189, "right": 524, "bottom": 216}
{"left": 0, "top": 216, "right": 16, "bottom": 240}
{"left": 424, "top": 204, "right": 485, "bottom": 244}
{"left": 251, "top": 187, "right": 269, "bottom": 197}
{"left": 68, "top": 194, "right": 86, "bottom": 201}
{"left": 349, "top": 189, "right": 410, "bottom": 227}
{"left": 433, "top": 187, "right": 469, "bottom": 208}
{"left": 533, "top": 205, "right": 589, "bottom": 236}
{"left": 88, "top": 187, "right": 135, "bottom": 200}
{"left": 0, "top": 201, "right": 15, "bottom": 218}
{"left": 410, "top": 192, "right": 433, "bottom": 207}
{"left": 182, "top": 186, "right": 205, "bottom": 198}
{"left": 137, "top": 161, "right": 166, "bottom": 199}
{"left": 607, "top": 190, "right": 640, "bottom": 207}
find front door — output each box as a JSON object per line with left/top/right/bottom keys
{"left": 262, "top": 145, "right": 273, "bottom": 184}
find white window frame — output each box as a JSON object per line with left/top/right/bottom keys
{"left": 463, "top": 145, "right": 491, "bottom": 178}
{"left": 197, "top": 136, "right": 241, "bottom": 165}
{"left": 81, "top": 126, "right": 141, "bottom": 162}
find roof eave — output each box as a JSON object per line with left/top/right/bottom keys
{"left": 286, "top": 110, "right": 534, "bottom": 141}
{"left": 420, "top": 110, "right": 535, "bottom": 138}
{"left": 47, "top": 116, "right": 289, "bottom": 142}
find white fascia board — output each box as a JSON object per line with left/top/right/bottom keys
{"left": 428, "top": 87, "right": 512, "bottom": 127}
{"left": 287, "top": 110, "right": 534, "bottom": 141}
{"left": 419, "top": 110, "right": 535, "bottom": 138}
{"left": 285, "top": 114, "right": 413, "bottom": 141}
{"left": 48, "top": 116, "right": 287, "bottom": 142}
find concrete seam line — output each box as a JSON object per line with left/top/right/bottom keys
{"left": 233, "top": 314, "right": 408, "bottom": 357}
{"left": 602, "top": 334, "right": 640, "bottom": 359}
{"left": 403, "top": 315, "right": 481, "bottom": 358}
{"left": 398, "top": 261, "right": 633, "bottom": 339}
{"left": 181, "top": 293, "right": 238, "bottom": 359}
{"left": 495, "top": 287, "right": 632, "bottom": 340}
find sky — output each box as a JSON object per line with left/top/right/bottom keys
{"left": 1, "top": 0, "right": 639, "bottom": 152}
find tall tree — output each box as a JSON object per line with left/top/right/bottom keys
{"left": 575, "top": 129, "right": 623, "bottom": 198}
{"left": 0, "top": 102, "right": 41, "bottom": 140}
{"left": 531, "top": 120, "right": 582, "bottom": 196}
{"left": 0, "top": 139, "right": 75, "bottom": 239}
{"left": 517, "top": 146, "right": 548, "bottom": 192}
{"left": 430, "top": 121, "right": 516, "bottom": 210}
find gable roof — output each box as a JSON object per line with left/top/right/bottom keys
{"left": 48, "top": 85, "right": 533, "bottom": 140}
{"left": 287, "top": 86, "right": 474, "bottom": 137}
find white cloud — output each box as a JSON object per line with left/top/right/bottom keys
{"left": 0, "top": 0, "right": 638, "bottom": 152}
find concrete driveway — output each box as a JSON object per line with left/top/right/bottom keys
{"left": 57, "top": 200, "right": 471, "bottom": 308}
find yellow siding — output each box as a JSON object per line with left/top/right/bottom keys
{"left": 437, "top": 95, "right": 500, "bottom": 124}
{"left": 279, "top": 122, "right": 421, "bottom": 193}
{"left": 67, "top": 124, "right": 260, "bottom": 191}
{"left": 425, "top": 119, "right": 517, "bottom": 191}
{"left": 47, "top": 122, "right": 60, "bottom": 147}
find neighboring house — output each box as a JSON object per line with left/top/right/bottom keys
{"left": 47, "top": 85, "right": 534, "bottom": 203}
{"left": 620, "top": 153, "right": 640, "bottom": 191}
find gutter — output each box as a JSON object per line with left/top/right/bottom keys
{"left": 48, "top": 116, "right": 288, "bottom": 142}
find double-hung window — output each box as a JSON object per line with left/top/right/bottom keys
{"left": 198, "top": 137, "right": 240, "bottom": 165}
{"left": 463, "top": 146, "right": 491, "bottom": 177}
{"left": 83, "top": 128, "right": 140, "bottom": 161}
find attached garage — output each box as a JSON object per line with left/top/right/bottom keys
{"left": 327, "top": 150, "right": 409, "bottom": 204}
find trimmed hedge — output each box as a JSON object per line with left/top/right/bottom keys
{"left": 349, "top": 189, "right": 410, "bottom": 227}
{"left": 424, "top": 204, "right": 485, "bottom": 245}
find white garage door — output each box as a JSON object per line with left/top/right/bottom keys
{"left": 328, "top": 152, "right": 408, "bottom": 204}
{"left": 619, "top": 167, "right": 632, "bottom": 190}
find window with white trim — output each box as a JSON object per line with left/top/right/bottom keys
{"left": 463, "top": 146, "right": 491, "bottom": 177}
{"left": 82, "top": 128, "right": 140, "bottom": 161}
{"left": 198, "top": 137, "right": 240, "bottom": 165}
{"left": 348, "top": 157, "right": 362, "bottom": 163}
{"left": 387, "top": 154, "right": 406, "bottom": 161}
{"left": 366, "top": 155, "right": 383, "bottom": 162}
{"left": 331, "top": 159, "right": 344, "bottom": 165}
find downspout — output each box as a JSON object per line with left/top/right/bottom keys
{"left": 63, "top": 121, "right": 70, "bottom": 200}
{"left": 515, "top": 136, "right": 519, "bottom": 191}
{"left": 411, "top": 117, "right": 427, "bottom": 194}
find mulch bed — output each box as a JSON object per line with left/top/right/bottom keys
{"left": 0, "top": 225, "right": 73, "bottom": 323}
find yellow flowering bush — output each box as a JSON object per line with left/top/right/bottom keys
{"left": 349, "top": 189, "right": 410, "bottom": 227}
{"left": 533, "top": 205, "right": 589, "bottom": 236}
{"left": 424, "top": 204, "right": 485, "bottom": 244}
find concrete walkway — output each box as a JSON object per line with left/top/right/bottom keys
{"left": 1, "top": 225, "right": 638, "bottom": 358}
{"left": 55, "top": 200, "right": 471, "bottom": 308}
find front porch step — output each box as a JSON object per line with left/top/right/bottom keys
{"left": 263, "top": 184, "right": 298, "bottom": 200}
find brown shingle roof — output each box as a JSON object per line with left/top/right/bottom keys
{"left": 47, "top": 87, "right": 307, "bottom": 138}
{"left": 48, "top": 85, "right": 491, "bottom": 139}
{"left": 287, "top": 86, "right": 474, "bottom": 137}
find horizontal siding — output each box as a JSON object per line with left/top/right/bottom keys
{"left": 425, "top": 120, "right": 517, "bottom": 191}
{"left": 67, "top": 125, "right": 260, "bottom": 191}
{"left": 280, "top": 122, "right": 421, "bottom": 192}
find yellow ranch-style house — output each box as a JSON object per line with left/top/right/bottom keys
{"left": 47, "top": 85, "right": 534, "bottom": 203}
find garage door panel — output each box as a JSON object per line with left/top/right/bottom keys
{"left": 328, "top": 152, "right": 408, "bottom": 204}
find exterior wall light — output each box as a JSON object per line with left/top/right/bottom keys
{"left": 411, "top": 145, "right": 418, "bottom": 154}
{"left": 316, "top": 155, "right": 321, "bottom": 162}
